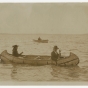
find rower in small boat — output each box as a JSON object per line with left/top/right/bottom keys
{"left": 38, "top": 37, "right": 41, "bottom": 40}
{"left": 51, "top": 46, "right": 62, "bottom": 65}
{"left": 12, "top": 45, "right": 23, "bottom": 57}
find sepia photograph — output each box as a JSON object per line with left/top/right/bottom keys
{"left": 0, "top": 2, "right": 88, "bottom": 85}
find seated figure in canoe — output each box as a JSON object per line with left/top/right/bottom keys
{"left": 38, "top": 37, "right": 41, "bottom": 41}
{"left": 12, "top": 45, "right": 23, "bottom": 57}
{"left": 51, "top": 45, "right": 62, "bottom": 65}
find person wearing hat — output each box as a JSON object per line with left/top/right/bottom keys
{"left": 51, "top": 45, "right": 61, "bottom": 65}
{"left": 12, "top": 45, "right": 23, "bottom": 57}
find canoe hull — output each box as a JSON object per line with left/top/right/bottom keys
{"left": 0, "top": 50, "right": 79, "bottom": 66}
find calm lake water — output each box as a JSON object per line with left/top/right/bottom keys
{"left": 0, "top": 34, "right": 88, "bottom": 83}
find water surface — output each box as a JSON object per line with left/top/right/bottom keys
{"left": 0, "top": 34, "right": 88, "bottom": 83}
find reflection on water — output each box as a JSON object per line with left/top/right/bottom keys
{"left": 11, "top": 64, "right": 53, "bottom": 81}
{"left": 9, "top": 64, "right": 88, "bottom": 81}
{"left": 11, "top": 65, "right": 18, "bottom": 81}
{"left": 50, "top": 65, "right": 88, "bottom": 81}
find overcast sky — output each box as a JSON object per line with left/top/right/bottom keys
{"left": 0, "top": 3, "right": 88, "bottom": 34}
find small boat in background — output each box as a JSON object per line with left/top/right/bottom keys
{"left": 33, "top": 39, "right": 48, "bottom": 43}
{"left": 33, "top": 37, "right": 48, "bottom": 43}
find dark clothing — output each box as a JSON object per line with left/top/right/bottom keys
{"left": 12, "top": 48, "right": 19, "bottom": 57}
{"left": 51, "top": 51, "right": 59, "bottom": 61}
{"left": 38, "top": 37, "right": 41, "bottom": 40}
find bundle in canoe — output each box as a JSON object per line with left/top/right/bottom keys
{"left": 0, "top": 50, "right": 79, "bottom": 66}
{"left": 33, "top": 39, "right": 48, "bottom": 43}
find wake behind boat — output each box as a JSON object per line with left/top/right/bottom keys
{"left": 0, "top": 50, "right": 79, "bottom": 66}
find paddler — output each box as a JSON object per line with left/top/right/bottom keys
{"left": 12, "top": 45, "right": 23, "bottom": 57}
{"left": 51, "top": 46, "right": 61, "bottom": 65}
{"left": 38, "top": 37, "right": 41, "bottom": 40}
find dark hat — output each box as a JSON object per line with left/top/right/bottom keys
{"left": 53, "top": 46, "right": 59, "bottom": 49}
{"left": 12, "top": 45, "right": 18, "bottom": 47}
